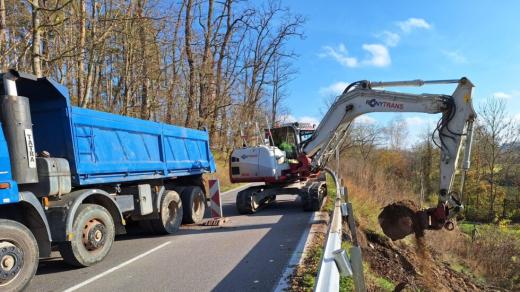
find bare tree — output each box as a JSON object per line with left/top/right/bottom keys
{"left": 478, "top": 97, "right": 518, "bottom": 220}
{"left": 384, "top": 116, "right": 409, "bottom": 150}
{"left": 0, "top": 0, "right": 304, "bottom": 152}
{"left": 270, "top": 54, "right": 295, "bottom": 125}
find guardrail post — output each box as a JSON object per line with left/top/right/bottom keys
{"left": 316, "top": 169, "right": 366, "bottom": 292}
{"left": 346, "top": 203, "right": 366, "bottom": 292}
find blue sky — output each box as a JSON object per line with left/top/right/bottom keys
{"left": 281, "top": 0, "right": 520, "bottom": 142}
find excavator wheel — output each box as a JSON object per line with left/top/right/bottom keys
{"left": 302, "top": 183, "right": 326, "bottom": 212}
{"left": 236, "top": 188, "right": 259, "bottom": 214}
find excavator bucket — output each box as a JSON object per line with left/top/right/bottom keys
{"left": 378, "top": 200, "right": 424, "bottom": 241}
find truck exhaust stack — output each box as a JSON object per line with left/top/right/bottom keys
{"left": 1, "top": 72, "right": 38, "bottom": 184}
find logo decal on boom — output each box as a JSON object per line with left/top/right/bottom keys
{"left": 366, "top": 99, "right": 404, "bottom": 110}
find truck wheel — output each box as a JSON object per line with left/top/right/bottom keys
{"left": 151, "top": 190, "right": 183, "bottom": 234}
{"left": 58, "top": 204, "right": 115, "bottom": 267}
{"left": 0, "top": 219, "right": 38, "bottom": 292}
{"left": 180, "top": 186, "right": 206, "bottom": 224}
{"left": 236, "top": 188, "right": 258, "bottom": 214}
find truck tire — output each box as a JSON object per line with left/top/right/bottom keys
{"left": 58, "top": 204, "right": 115, "bottom": 267}
{"left": 151, "top": 190, "right": 183, "bottom": 234}
{"left": 0, "top": 219, "right": 38, "bottom": 292}
{"left": 180, "top": 186, "right": 206, "bottom": 224}
{"left": 236, "top": 188, "right": 258, "bottom": 214}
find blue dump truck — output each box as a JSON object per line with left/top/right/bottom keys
{"left": 0, "top": 70, "right": 216, "bottom": 291}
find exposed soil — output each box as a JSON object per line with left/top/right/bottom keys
{"left": 361, "top": 223, "right": 502, "bottom": 291}
{"left": 290, "top": 198, "right": 503, "bottom": 291}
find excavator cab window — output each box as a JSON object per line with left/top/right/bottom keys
{"left": 269, "top": 126, "right": 298, "bottom": 160}
{"left": 299, "top": 130, "right": 314, "bottom": 143}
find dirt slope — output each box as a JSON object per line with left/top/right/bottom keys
{"left": 358, "top": 227, "right": 502, "bottom": 291}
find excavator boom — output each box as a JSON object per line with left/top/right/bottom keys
{"left": 229, "top": 77, "right": 476, "bottom": 233}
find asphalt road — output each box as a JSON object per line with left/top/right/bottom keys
{"left": 26, "top": 185, "right": 315, "bottom": 292}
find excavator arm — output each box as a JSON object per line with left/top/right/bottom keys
{"left": 302, "top": 78, "right": 476, "bottom": 229}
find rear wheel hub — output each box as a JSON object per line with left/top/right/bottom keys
{"left": 0, "top": 242, "right": 24, "bottom": 285}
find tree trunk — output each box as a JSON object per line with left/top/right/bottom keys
{"left": 198, "top": 0, "right": 214, "bottom": 128}
{"left": 0, "top": 0, "right": 7, "bottom": 70}
{"left": 137, "top": 0, "right": 149, "bottom": 119}
{"left": 166, "top": 1, "right": 184, "bottom": 124}
{"left": 211, "top": 0, "right": 233, "bottom": 146}
{"left": 77, "top": 0, "right": 86, "bottom": 105}
{"left": 184, "top": 0, "right": 196, "bottom": 128}
{"left": 31, "top": 0, "right": 42, "bottom": 77}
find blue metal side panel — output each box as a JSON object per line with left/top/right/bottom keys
{"left": 162, "top": 126, "right": 213, "bottom": 174}
{"left": 71, "top": 107, "right": 165, "bottom": 184}
{"left": 70, "top": 107, "right": 215, "bottom": 185}
{"left": 0, "top": 125, "right": 19, "bottom": 204}
{"left": 11, "top": 73, "right": 216, "bottom": 186}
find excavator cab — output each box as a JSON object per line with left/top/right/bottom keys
{"left": 266, "top": 122, "right": 316, "bottom": 161}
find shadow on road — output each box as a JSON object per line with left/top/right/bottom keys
{"left": 34, "top": 193, "right": 313, "bottom": 292}
{"left": 212, "top": 197, "right": 313, "bottom": 291}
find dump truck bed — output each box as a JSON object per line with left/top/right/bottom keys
{"left": 13, "top": 73, "right": 215, "bottom": 186}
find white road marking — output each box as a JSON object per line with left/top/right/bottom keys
{"left": 273, "top": 211, "right": 319, "bottom": 292}
{"left": 63, "top": 241, "right": 172, "bottom": 292}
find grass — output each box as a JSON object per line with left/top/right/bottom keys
{"left": 451, "top": 221, "right": 520, "bottom": 289}
{"left": 339, "top": 241, "right": 355, "bottom": 291}
{"left": 302, "top": 246, "right": 324, "bottom": 290}
{"left": 324, "top": 173, "right": 338, "bottom": 212}
{"left": 358, "top": 251, "right": 396, "bottom": 291}
{"left": 373, "top": 276, "right": 396, "bottom": 291}
{"left": 459, "top": 221, "right": 520, "bottom": 238}
{"left": 210, "top": 150, "right": 244, "bottom": 192}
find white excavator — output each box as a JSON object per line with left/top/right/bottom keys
{"left": 230, "top": 77, "right": 476, "bottom": 235}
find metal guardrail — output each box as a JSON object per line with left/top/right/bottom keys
{"left": 315, "top": 169, "right": 366, "bottom": 292}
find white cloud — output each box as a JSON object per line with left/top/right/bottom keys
{"left": 320, "top": 44, "right": 358, "bottom": 68}
{"left": 355, "top": 115, "right": 377, "bottom": 125}
{"left": 320, "top": 18, "right": 432, "bottom": 69}
{"left": 299, "top": 116, "right": 320, "bottom": 126}
{"left": 494, "top": 92, "right": 512, "bottom": 99}
{"left": 405, "top": 116, "right": 427, "bottom": 127}
{"left": 319, "top": 81, "right": 349, "bottom": 97}
{"left": 362, "top": 44, "right": 391, "bottom": 67}
{"left": 376, "top": 18, "right": 431, "bottom": 47}
{"left": 320, "top": 43, "right": 391, "bottom": 68}
{"left": 282, "top": 114, "right": 320, "bottom": 127}
{"left": 442, "top": 50, "right": 467, "bottom": 63}
{"left": 377, "top": 31, "right": 400, "bottom": 47}
{"left": 397, "top": 18, "right": 432, "bottom": 33}
{"left": 493, "top": 90, "right": 520, "bottom": 99}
